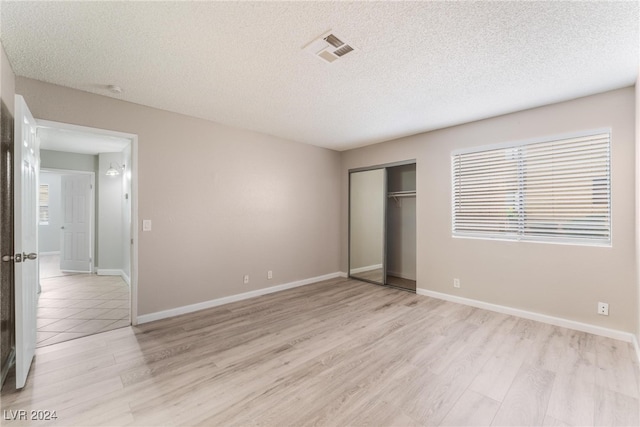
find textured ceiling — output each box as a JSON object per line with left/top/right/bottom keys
{"left": 1, "top": 1, "right": 638, "bottom": 151}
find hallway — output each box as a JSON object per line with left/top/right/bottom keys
{"left": 37, "top": 255, "right": 130, "bottom": 347}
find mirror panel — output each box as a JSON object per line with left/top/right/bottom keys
{"left": 349, "top": 169, "right": 385, "bottom": 284}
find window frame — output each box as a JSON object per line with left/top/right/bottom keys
{"left": 39, "top": 183, "right": 50, "bottom": 226}
{"left": 451, "top": 129, "right": 612, "bottom": 247}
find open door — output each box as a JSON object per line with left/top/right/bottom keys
{"left": 60, "top": 174, "right": 92, "bottom": 272}
{"left": 14, "top": 95, "right": 39, "bottom": 389}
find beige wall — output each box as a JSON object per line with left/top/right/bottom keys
{"left": 16, "top": 77, "right": 342, "bottom": 316}
{"left": 40, "top": 150, "right": 98, "bottom": 172}
{"left": 11, "top": 74, "right": 638, "bottom": 332}
{"left": 341, "top": 87, "right": 637, "bottom": 332}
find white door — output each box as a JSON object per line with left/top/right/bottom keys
{"left": 60, "top": 174, "right": 92, "bottom": 272}
{"left": 14, "top": 95, "right": 39, "bottom": 389}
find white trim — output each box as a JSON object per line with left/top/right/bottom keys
{"left": 96, "top": 268, "right": 130, "bottom": 287}
{"left": 632, "top": 335, "right": 640, "bottom": 366}
{"left": 137, "top": 272, "right": 344, "bottom": 324}
{"left": 130, "top": 134, "right": 139, "bottom": 325}
{"left": 38, "top": 251, "right": 60, "bottom": 256}
{"left": 96, "top": 268, "right": 123, "bottom": 276}
{"left": 36, "top": 119, "right": 139, "bottom": 327}
{"left": 40, "top": 167, "right": 95, "bottom": 175}
{"left": 417, "top": 288, "right": 634, "bottom": 343}
{"left": 121, "top": 271, "right": 131, "bottom": 286}
{"left": 37, "top": 119, "right": 137, "bottom": 141}
{"left": 350, "top": 264, "right": 383, "bottom": 274}
{"left": 338, "top": 271, "right": 348, "bottom": 278}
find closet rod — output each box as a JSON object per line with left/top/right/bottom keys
{"left": 387, "top": 191, "right": 416, "bottom": 198}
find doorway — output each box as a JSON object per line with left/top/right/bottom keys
{"left": 0, "top": 100, "right": 15, "bottom": 386}
{"left": 39, "top": 169, "right": 95, "bottom": 278}
{"left": 35, "top": 121, "right": 136, "bottom": 347}
{"left": 349, "top": 161, "right": 417, "bottom": 292}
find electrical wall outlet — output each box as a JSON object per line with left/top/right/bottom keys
{"left": 453, "top": 278, "right": 460, "bottom": 288}
{"left": 243, "top": 275, "right": 249, "bottom": 284}
{"left": 597, "top": 302, "right": 609, "bottom": 316}
{"left": 268, "top": 270, "right": 273, "bottom": 279}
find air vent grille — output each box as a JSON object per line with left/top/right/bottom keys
{"left": 324, "top": 34, "right": 344, "bottom": 48}
{"left": 334, "top": 45, "right": 354, "bottom": 57}
{"left": 303, "top": 31, "right": 357, "bottom": 64}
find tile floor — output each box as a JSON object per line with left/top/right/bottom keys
{"left": 37, "top": 254, "right": 130, "bottom": 347}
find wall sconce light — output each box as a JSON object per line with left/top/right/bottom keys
{"left": 106, "top": 162, "right": 125, "bottom": 176}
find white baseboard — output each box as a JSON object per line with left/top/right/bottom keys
{"left": 350, "top": 264, "right": 383, "bottom": 274}
{"left": 137, "top": 272, "right": 344, "bottom": 324}
{"left": 338, "top": 271, "right": 348, "bottom": 278}
{"left": 97, "top": 269, "right": 123, "bottom": 276}
{"left": 61, "top": 269, "right": 92, "bottom": 274}
{"left": 38, "top": 251, "right": 60, "bottom": 256}
{"left": 417, "top": 288, "right": 635, "bottom": 343}
{"left": 633, "top": 335, "right": 640, "bottom": 365}
{"left": 97, "top": 269, "right": 130, "bottom": 286}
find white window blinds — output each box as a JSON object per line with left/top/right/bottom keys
{"left": 452, "top": 132, "right": 611, "bottom": 245}
{"left": 39, "top": 184, "right": 50, "bottom": 224}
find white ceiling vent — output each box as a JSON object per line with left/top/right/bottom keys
{"left": 303, "top": 31, "right": 356, "bottom": 63}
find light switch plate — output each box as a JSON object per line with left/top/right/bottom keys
{"left": 143, "top": 220, "right": 152, "bottom": 231}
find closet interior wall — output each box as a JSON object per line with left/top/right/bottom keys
{"left": 386, "top": 164, "right": 416, "bottom": 291}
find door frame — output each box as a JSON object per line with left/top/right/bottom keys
{"left": 0, "top": 99, "right": 15, "bottom": 388}
{"left": 348, "top": 159, "right": 416, "bottom": 290}
{"left": 40, "top": 168, "right": 96, "bottom": 274}
{"left": 36, "top": 119, "right": 139, "bottom": 325}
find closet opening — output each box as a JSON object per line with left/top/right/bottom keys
{"left": 348, "top": 160, "right": 416, "bottom": 292}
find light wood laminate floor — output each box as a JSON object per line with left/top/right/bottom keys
{"left": 351, "top": 269, "right": 417, "bottom": 292}
{"left": 1, "top": 278, "right": 638, "bottom": 426}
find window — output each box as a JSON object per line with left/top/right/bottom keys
{"left": 39, "top": 184, "right": 49, "bottom": 225}
{"left": 452, "top": 131, "right": 611, "bottom": 245}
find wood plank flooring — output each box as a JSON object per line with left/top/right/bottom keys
{"left": 349, "top": 269, "right": 416, "bottom": 291}
{"left": 1, "top": 277, "right": 638, "bottom": 426}
{"left": 386, "top": 274, "right": 416, "bottom": 291}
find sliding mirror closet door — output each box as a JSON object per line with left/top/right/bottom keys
{"left": 349, "top": 169, "right": 385, "bottom": 285}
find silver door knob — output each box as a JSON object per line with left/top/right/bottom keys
{"left": 23, "top": 252, "right": 37, "bottom": 261}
